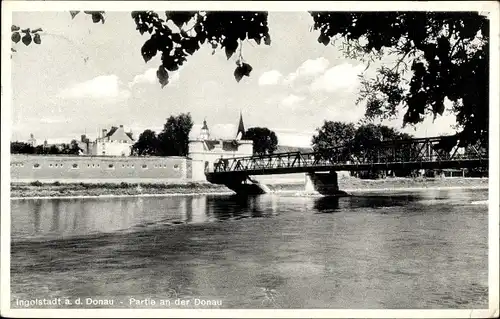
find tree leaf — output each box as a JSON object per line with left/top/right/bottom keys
{"left": 433, "top": 101, "right": 445, "bottom": 116}
{"left": 31, "top": 28, "right": 43, "bottom": 33}
{"left": 11, "top": 25, "right": 20, "bottom": 32}
{"left": 234, "top": 63, "right": 253, "bottom": 82}
{"left": 141, "top": 38, "right": 158, "bottom": 63}
{"left": 224, "top": 39, "right": 238, "bottom": 60}
{"left": 234, "top": 66, "right": 244, "bottom": 82}
{"left": 182, "top": 38, "right": 200, "bottom": 55}
{"left": 92, "top": 13, "right": 105, "bottom": 24}
{"left": 241, "top": 62, "right": 253, "bottom": 76}
{"left": 318, "top": 34, "right": 330, "bottom": 46}
{"left": 22, "top": 33, "right": 32, "bottom": 46}
{"left": 264, "top": 33, "right": 271, "bottom": 45}
{"left": 11, "top": 32, "right": 21, "bottom": 44}
{"left": 70, "top": 11, "right": 80, "bottom": 19}
{"left": 157, "top": 66, "right": 169, "bottom": 88}
{"left": 166, "top": 11, "right": 196, "bottom": 29}
{"left": 163, "top": 55, "right": 179, "bottom": 71}
{"left": 33, "top": 33, "right": 41, "bottom": 45}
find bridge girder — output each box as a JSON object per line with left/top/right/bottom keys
{"left": 206, "top": 136, "right": 488, "bottom": 182}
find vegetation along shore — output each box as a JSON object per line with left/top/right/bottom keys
{"left": 10, "top": 177, "right": 488, "bottom": 199}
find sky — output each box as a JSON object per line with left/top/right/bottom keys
{"left": 10, "top": 11, "right": 458, "bottom": 147}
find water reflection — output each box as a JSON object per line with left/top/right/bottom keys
{"left": 11, "top": 188, "right": 487, "bottom": 242}
{"left": 10, "top": 188, "right": 489, "bottom": 308}
{"left": 206, "top": 195, "right": 266, "bottom": 221}
{"left": 348, "top": 194, "right": 418, "bottom": 209}
{"left": 313, "top": 197, "right": 340, "bottom": 213}
{"left": 313, "top": 194, "right": 420, "bottom": 214}
{"left": 12, "top": 195, "right": 273, "bottom": 241}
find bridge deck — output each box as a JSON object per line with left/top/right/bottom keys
{"left": 206, "top": 136, "right": 488, "bottom": 181}
{"left": 207, "top": 159, "right": 487, "bottom": 178}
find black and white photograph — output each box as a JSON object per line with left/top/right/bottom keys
{"left": 1, "top": 1, "right": 499, "bottom": 318}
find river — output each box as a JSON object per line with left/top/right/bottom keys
{"left": 10, "top": 188, "right": 488, "bottom": 309}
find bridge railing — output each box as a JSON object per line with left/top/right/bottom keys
{"left": 211, "top": 136, "right": 488, "bottom": 173}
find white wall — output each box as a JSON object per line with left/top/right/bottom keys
{"left": 188, "top": 139, "right": 253, "bottom": 181}
{"left": 92, "top": 141, "right": 132, "bottom": 156}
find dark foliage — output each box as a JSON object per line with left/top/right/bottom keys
{"left": 12, "top": 11, "right": 489, "bottom": 148}
{"left": 310, "top": 11, "right": 489, "bottom": 147}
{"left": 157, "top": 113, "right": 194, "bottom": 156}
{"left": 132, "top": 129, "right": 159, "bottom": 156}
{"left": 245, "top": 127, "right": 278, "bottom": 155}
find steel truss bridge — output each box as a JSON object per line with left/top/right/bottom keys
{"left": 206, "top": 136, "right": 488, "bottom": 182}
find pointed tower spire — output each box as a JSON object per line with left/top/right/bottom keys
{"left": 236, "top": 110, "right": 245, "bottom": 140}
{"left": 199, "top": 117, "right": 210, "bottom": 140}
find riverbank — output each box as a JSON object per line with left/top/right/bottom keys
{"left": 10, "top": 177, "right": 489, "bottom": 199}
{"left": 267, "top": 176, "right": 489, "bottom": 192}
{"left": 10, "top": 182, "right": 232, "bottom": 199}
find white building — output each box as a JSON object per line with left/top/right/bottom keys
{"left": 27, "top": 134, "right": 37, "bottom": 147}
{"left": 90, "top": 125, "right": 135, "bottom": 156}
{"left": 188, "top": 117, "right": 253, "bottom": 181}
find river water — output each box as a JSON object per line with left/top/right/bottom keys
{"left": 10, "top": 188, "right": 488, "bottom": 309}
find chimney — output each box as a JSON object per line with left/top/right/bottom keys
{"left": 102, "top": 129, "right": 107, "bottom": 138}
{"left": 119, "top": 125, "right": 123, "bottom": 128}
{"left": 81, "top": 134, "right": 86, "bottom": 142}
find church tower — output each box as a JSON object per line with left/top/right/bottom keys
{"left": 199, "top": 118, "right": 210, "bottom": 140}
{"left": 236, "top": 111, "right": 245, "bottom": 140}
{"left": 28, "top": 133, "right": 37, "bottom": 147}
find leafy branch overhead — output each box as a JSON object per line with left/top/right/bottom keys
{"left": 310, "top": 11, "right": 489, "bottom": 146}
{"left": 10, "top": 10, "right": 489, "bottom": 147}
{"left": 11, "top": 26, "right": 43, "bottom": 46}
{"left": 11, "top": 11, "right": 105, "bottom": 50}
{"left": 131, "top": 11, "right": 271, "bottom": 87}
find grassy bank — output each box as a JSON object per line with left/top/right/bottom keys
{"left": 10, "top": 176, "right": 488, "bottom": 199}
{"left": 10, "top": 181, "right": 232, "bottom": 198}
{"left": 267, "top": 176, "right": 489, "bottom": 192}
{"left": 341, "top": 176, "right": 488, "bottom": 191}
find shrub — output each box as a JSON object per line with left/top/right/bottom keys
{"left": 120, "top": 182, "right": 130, "bottom": 188}
{"left": 52, "top": 181, "right": 61, "bottom": 186}
{"left": 30, "top": 180, "right": 43, "bottom": 187}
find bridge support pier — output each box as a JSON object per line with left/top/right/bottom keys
{"left": 305, "top": 171, "right": 349, "bottom": 196}
{"left": 207, "top": 174, "right": 270, "bottom": 195}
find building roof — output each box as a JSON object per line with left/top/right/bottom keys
{"left": 101, "top": 126, "right": 134, "bottom": 142}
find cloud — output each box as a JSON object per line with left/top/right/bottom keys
{"left": 273, "top": 129, "right": 313, "bottom": 147}
{"left": 387, "top": 111, "right": 458, "bottom": 138}
{"left": 284, "top": 57, "right": 330, "bottom": 84}
{"left": 189, "top": 124, "right": 237, "bottom": 140}
{"left": 129, "top": 68, "right": 181, "bottom": 88}
{"left": 309, "top": 63, "right": 365, "bottom": 93}
{"left": 57, "top": 75, "right": 130, "bottom": 100}
{"left": 281, "top": 94, "right": 306, "bottom": 107}
{"left": 258, "top": 70, "right": 283, "bottom": 86}
{"left": 39, "top": 117, "right": 69, "bottom": 124}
